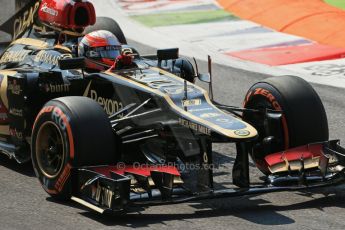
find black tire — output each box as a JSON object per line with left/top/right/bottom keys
{"left": 243, "top": 76, "right": 328, "bottom": 173}
{"left": 31, "top": 97, "right": 115, "bottom": 200}
{"left": 85, "top": 17, "right": 127, "bottom": 44}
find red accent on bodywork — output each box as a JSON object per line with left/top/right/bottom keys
{"left": 93, "top": 165, "right": 181, "bottom": 178}
{"left": 117, "top": 54, "right": 133, "bottom": 66}
{"left": 38, "top": 0, "right": 96, "bottom": 30}
{"left": 101, "top": 58, "right": 116, "bottom": 66}
{"left": 264, "top": 144, "right": 323, "bottom": 167}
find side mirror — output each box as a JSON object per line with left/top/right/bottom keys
{"left": 198, "top": 73, "right": 211, "bottom": 83}
{"left": 58, "top": 57, "right": 85, "bottom": 70}
{"left": 157, "top": 48, "right": 179, "bottom": 61}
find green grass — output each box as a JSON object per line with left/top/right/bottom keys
{"left": 325, "top": 0, "right": 345, "bottom": 9}
{"left": 131, "top": 10, "right": 236, "bottom": 27}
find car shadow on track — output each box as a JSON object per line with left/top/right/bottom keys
{"left": 75, "top": 186, "right": 345, "bottom": 227}
{"left": 0, "top": 155, "right": 35, "bottom": 177}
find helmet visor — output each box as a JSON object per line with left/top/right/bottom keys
{"left": 85, "top": 45, "right": 121, "bottom": 60}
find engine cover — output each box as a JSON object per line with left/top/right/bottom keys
{"left": 38, "top": 0, "right": 96, "bottom": 33}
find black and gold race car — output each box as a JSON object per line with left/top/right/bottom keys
{"left": 0, "top": 0, "right": 345, "bottom": 214}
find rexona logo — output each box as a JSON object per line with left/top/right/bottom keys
{"left": 40, "top": 3, "right": 59, "bottom": 17}
{"left": 90, "top": 90, "right": 123, "bottom": 116}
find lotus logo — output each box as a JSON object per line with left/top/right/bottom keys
{"left": 234, "top": 130, "right": 250, "bottom": 137}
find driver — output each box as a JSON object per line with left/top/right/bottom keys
{"left": 78, "top": 30, "right": 133, "bottom": 71}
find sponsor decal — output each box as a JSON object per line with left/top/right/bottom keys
{"left": 188, "top": 107, "right": 213, "bottom": 112}
{"left": 128, "top": 71, "right": 196, "bottom": 95}
{"left": 234, "top": 130, "right": 250, "bottom": 137}
{"left": 44, "top": 83, "right": 70, "bottom": 93}
{"left": 130, "top": 74, "right": 180, "bottom": 89}
{"left": 55, "top": 163, "right": 71, "bottom": 192}
{"left": 34, "top": 51, "right": 72, "bottom": 66}
{"left": 216, "top": 118, "right": 231, "bottom": 123}
{"left": 0, "top": 50, "right": 31, "bottom": 63}
{"left": 200, "top": 113, "right": 221, "bottom": 118}
{"left": 9, "top": 108, "right": 23, "bottom": 117}
{"left": 9, "top": 128, "right": 23, "bottom": 139}
{"left": 8, "top": 79, "right": 21, "bottom": 95}
{"left": 0, "top": 76, "right": 8, "bottom": 124}
{"left": 253, "top": 88, "right": 282, "bottom": 110}
{"left": 51, "top": 107, "right": 70, "bottom": 131}
{"left": 13, "top": 2, "right": 40, "bottom": 40}
{"left": 90, "top": 90, "right": 124, "bottom": 116}
{"left": 0, "top": 102, "right": 9, "bottom": 124}
{"left": 179, "top": 118, "right": 211, "bottom": 135}
{"left": 34, "top": 105, "right": 54, "bottom": 125}
{"left": 163, "top": 86, "right": 195, "bottom": 95}
{"left": 40, "top": 3, "right": 59, "bottom": 17}
{"left": 182, "top": 99, "right": 201, "bottom": 107}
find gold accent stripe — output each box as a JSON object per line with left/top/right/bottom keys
{"left": 11, "top": 38, "right": 49, "bottom": 49}
{"left": 71, "top": 196, "right": 105, "bottom": 214}
{"left": 0, "top": 71, "right": 16, "bottom": 136}
{"left": 0, "top": 125, "right": 10, "bottom": 135}
{"left": 54, "top": 45, "right": 72, "bottom": 53}
{"left": 0, "top": 70, "right": 17, "bottom": 109}
{"left": 105, "top": 69, "right": 257, "bottom": 139}
{"left": 269, "top": 157, "right": 320, "bottom": 174}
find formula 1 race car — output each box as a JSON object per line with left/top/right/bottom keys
{"left": 0, "top": 0, "right": 345, "bottom": 214}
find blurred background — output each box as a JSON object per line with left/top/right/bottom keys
{"left": 0, "top": 0, "right": 31, "bottom": 42}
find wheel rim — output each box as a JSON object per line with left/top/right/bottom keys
{"left": 36, "top": 121, "right": 65, "bottom": 179}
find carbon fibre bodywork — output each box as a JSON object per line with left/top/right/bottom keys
{"left": 0, "top": 37, "right": 256, "bottom": 163}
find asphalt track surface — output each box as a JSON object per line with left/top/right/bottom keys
{"left": 1, "top": 40, "right": 345, "bottom": 230}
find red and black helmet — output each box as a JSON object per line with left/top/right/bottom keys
{"left": 78, "top": 30, "right": 122, "bottom": 70}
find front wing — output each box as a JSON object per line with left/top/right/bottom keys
{"left": 70, "top": 140, "right": 345, "bottom": 214}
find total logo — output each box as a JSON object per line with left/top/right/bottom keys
{"left": 90, "top": 90, "right": 123, "bottom": 116}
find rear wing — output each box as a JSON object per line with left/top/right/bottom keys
{"left": 0, "top": 0, "right": 40, "bottom": 41}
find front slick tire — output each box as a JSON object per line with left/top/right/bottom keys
{"left": 243, "top": 76, "right": 328, "bottom": 173}
{"left": 31, "top": 97, "right": 115, "bottom": 200}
